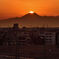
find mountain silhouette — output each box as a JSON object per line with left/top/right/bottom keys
{"left": 0, "top": 13, "right": 59, "bottom": 27}
{"left": 21, "top": 13, "right": 40, "bottom": 19}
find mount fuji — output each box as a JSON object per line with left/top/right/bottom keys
{"left": 0, "top": 13, "right": 59, "bottom": 28}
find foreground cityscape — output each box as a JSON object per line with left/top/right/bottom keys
{"left": 0, "top": 23, "right": 59, "bottom": 59}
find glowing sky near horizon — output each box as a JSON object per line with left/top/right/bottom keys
{"left": 0, "top": 0, "right": 59, "bottom": 19}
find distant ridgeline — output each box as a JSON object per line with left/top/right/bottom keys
{"left": 0, "top": 13, "right": 59, "bottom": 27}
{"left": 0, "top": 23, "right": 59, "bottom": 46}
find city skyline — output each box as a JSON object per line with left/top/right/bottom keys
{"left": 0, "top": 0, "right": 59, "bottom": 58}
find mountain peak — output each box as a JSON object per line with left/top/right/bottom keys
{"left": 21, "top": 12, "right": 40, "bottom": 19}
{"left": 27, "top": 12, "right": 40, "bottom": 16}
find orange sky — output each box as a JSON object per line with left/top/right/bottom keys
{"left": 0, "top": 0, "right": 59, "bottom": 19}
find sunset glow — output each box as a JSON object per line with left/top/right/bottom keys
{"left": 29, "top": 11, "right": 34, "bottom": 14}
{"left": 0, "top": 0, "right": 59, "bottom": 19}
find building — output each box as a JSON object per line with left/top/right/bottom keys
{"left": 39, "top": 31, "right": 56, "bottom": 45}
{"left": 56, "top": 32, "right": 59, "bottom": 47}
{"left": 0, "top": 24, "right": 59, "bottom": 59}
